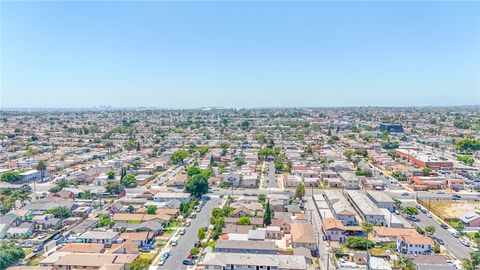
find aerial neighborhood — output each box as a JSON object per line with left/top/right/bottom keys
{"left": 0, "top": 107, "right": 479, "bottom": 270}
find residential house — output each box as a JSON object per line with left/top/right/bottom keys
{"left": 152, "top": 192, "right": 191, "bottom": 203}
{"left": 290, "top": 223, "right": 316, "bottom": 251}
{"left": 459, "top": 212, "right": 480, "bottom": 227}
{"left": 214, "top": 240, "right": 277, "bottom": 254}
{"left": 202, "top": 252, "right": 308, "bottom": 270}
{"left": 118, "top": 232, "right": 153, "bottom": 246}
{"left": 78, "top": 231, "right": 120, "bottom": 245}
{"left": 322, "top": 218, "right": 346, "bottom": 243}
{"left": 7, "top": 222, "right": 34, "bottom": 238}
{"left": 397, "top": 235, "right": 433, "bottom": 255}
{"left": 50, "top": 253, "right": 137, "bottom": 270}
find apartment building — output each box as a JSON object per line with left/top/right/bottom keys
{"left": 346, "top": 190, "right": 385, "bottom": 226}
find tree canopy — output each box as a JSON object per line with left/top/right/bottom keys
{"left": 185, "top": 173, "right": 209, "bottom": 198}
{"left": 171, "top": 149, "right": 190, "bottom": 164}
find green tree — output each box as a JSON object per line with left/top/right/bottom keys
{"left": 106, "top": 183, "right": 124, "bottom": 195}
{"left": 136, "top": 141, "right": 141, "bottom": 152}
{"left": 403, "top": 206, "right": 419, "bottom": 216}
{"left": 263, "top": 200, "right": 272, "bottom": 226}
{"left": 425, "top": 225, "right": 436, "bottom": 235}
{"left": 197, "top": 227, "right": 206, "bottom": 240}
{"left": 197, "top": 146, "right": 209, "bottom": 157}
{"left": 361, "top": 221, "right": 373, "bottom": 235}
{"left": 106, "top": 171, "right": 116, "bottom": 179}
{"left": 294, "top": 184, "right": 306, "bottom": 200}
{"left": 123, "top": 140, "right": 136, "bottom": 151}
{"left": 457, "top": 155, "right": 475, "bottom": 166}
{"left": 0, "top": 242, "right": 25, "bottom": 270}
{"left": 421, "top": 167, "right": 432, "bottom": 176}
{"left": 451, "top": 220, "right": 465, "bottom": 232}
{"left": 462, "top": 252, "right": 480, "bottom": 270}
{"left": 171, "top": 149, "right": 190, "bottom": 164}
{"left": 393, "top": 199, "right": 402, "bottom": 209}
{"left": 36, "top": 160, "right": 48, "bottom": 182}
{"left": 46, "top": 206, "right": 71, "bottom": 218}
{"left": 240, "top": 120, "right": 250, "bottom": 131}
{"left": 0, "top": 171, "right": 21, "bottom": 182}
{"left": 345, "top": 236, "right": 373, "bottom": 250}
{"left": 237, "top": 216, "right": 251, "bottom": 225}
{"left": 97, "top": 214, "right": 115, "bottom": 228}
{"left": 147, "top": 205, "right": 157, "bottom": 215}
{"left": 187, "top": 166, "right": 202, "bottom": 176}
{"left": 127, "top": 204, "right": 135, "bottom": 213}
{"left": 185, "top": 173, "right": 209, "bottom": 198}
{"left": 456, "top": 138, "right": 480, "bottom": 152}
{"left": 121, "top": 173, "right": 137, "bottom": 188}
{"left": 258, "top": 194, "right": 266, "bottom": 203}
{"left": 190, "top": 247, "right": 200, "bottom": 256}
{"left": 395, "top": 256, "right": 416, "bottom": 270}
{"left": 343, "top": 150, "right": 355, "bottom": 160}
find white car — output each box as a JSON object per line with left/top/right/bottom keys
{"left": 159, "top": 260, "right": 165, "bottom": 266}
{"left": 461, "top": 239, "right": 470, "bottom": 247}
{"left": 426, "top": 212, "right": 432, "bottom": 218}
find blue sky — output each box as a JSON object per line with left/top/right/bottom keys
{"left": 1, "top": 1, "right": 479, "bottom": 108}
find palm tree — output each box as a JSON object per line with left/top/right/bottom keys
{"left": 36, "top": 160, "right": 48, "bottom": 195}
{"left": 36, "top": 160, "right": 47, "bottom": 182}
{"left": 395, "top": 256, "right": 416, "bottom": 270}
{"left": 105, "top": 141, "right": 114, "bottom": 156}
{"left": 11, "top": 190, "right": 31, "bottom": 208}
{"left": 361, "top": 221, "right": 373, "bottom": 236}
{"left": 462, "top": 252, "right": 480, "bottom": 270}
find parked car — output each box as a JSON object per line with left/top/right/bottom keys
{"left": 436, "top": 191, "right": 445, "bottom": 194}
{"left": 179, "top": 228, "right": 186, "bottom": 235}
{"left": 401, "top": 192, "right": 409, "bottom": 196}
{"left": 194, "top": 240, "right": 201, "bottom": 248}
{"left": 440, "top": 224, "right": 448, "bottom": 229}
{"left": 426, "top": 212, "right": 432, "bottom": 218}
{"left": 159, "top": 260, "right": 165, "bottom": 266}
{"left": 436, "top": 238, "right": 445, "bottom": 245}
{"left": 191, "top": 213, "right": 197, "bottom": 219}
{"left": 461, "top": 239, "right": 470, "bottom": 247}
{"left": 183, "top": 259, "right": 195, "bottom": 265}
{"left": 162, "top": 252, "right": 170, "bottom": 260}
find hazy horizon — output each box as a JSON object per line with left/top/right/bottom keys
{"left": 1, "top": 1, "right": 479, "bottom": 108}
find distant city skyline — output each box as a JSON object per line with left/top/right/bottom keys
{"left": 1, "top": 1, "right": 479, "bottom": 108}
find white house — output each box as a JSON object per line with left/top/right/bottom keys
{"left": 396, "top": 235, "right": 433, "bottom": 255}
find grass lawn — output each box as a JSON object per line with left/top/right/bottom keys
{"left": 168, "top": 220, "right": 181, "bottom": 228}
{"left": 163, "top": 228, "right": 174, "bottom": 234}
{"left": 138, "top": 252, "right": 156, "bottom": 261}
{"left": 466, "top": 232, "right": 478, "bottom": 239}
{"left": 23, "top": 248, "right": 33, "bottom": 256}
{"left": 29, "top": 256, "right": 46, "bottom": 266}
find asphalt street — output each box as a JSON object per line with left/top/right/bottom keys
{"left": 405, "top": 201, "right": 472, "bottom": 260}
{"left": 161, "top": 197, "right": 220, "bottom": 270}
{"left": 266, "top": 161, "right": 278, "bottom": 188}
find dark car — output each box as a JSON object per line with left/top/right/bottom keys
{"left": 194, "top": 240, "right": 201, "bottom": 248}
{"left": 440, "top": 224, "right": 448, "bottom": 229}
{"left": 183, "top": 259, "right": 195, "bottom": 265}
{"left": 436, "top": 238, "right": 445, "bottom": 245}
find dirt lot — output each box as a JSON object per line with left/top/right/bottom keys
{"left": 421, "top": 200, "right": 480, "bottom": 220}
